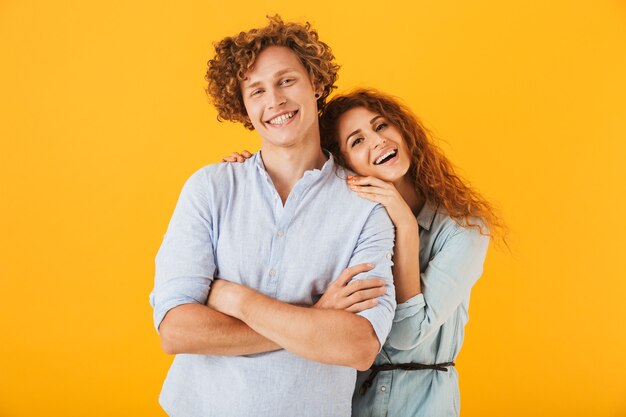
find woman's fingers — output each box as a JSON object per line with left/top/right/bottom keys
{"left": 350, "top": 185, "right": 393, "bottom": 197}
{"left": 223, "top": 151, "right": 253, "bottom": 163}
{"left": 354, "top": 190, "right": 388, "bottom": 205}
{"left": 348, "top": 175, "right": 392, "bottom": 189}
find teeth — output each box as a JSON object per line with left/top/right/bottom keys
{"left": 375, "top": 150, "right": 397, "bottom": 165}
{"left": 269, "top": 111, "right": 295, "bottom": 125}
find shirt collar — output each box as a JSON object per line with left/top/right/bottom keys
{"left": 416, "top": 200, "right": 438, "bottom": 231}
{"left": 253, "top": 150, "right": 334, "bottom": 180}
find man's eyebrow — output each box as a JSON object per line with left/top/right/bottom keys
{"left": 243, "top": 68, "right": 298, "bottom": 91}
{"left": 243, "top": 80, "right": 261, "bottom": 91}
{"left": 274, "top": 68, "right": 297, "bottom": 78}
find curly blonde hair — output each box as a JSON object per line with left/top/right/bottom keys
{"left": 205, "top": 15, "right": 340, "bottom": 130}
{"left": 320, "top": 89, "right": 507, "bottom": 243}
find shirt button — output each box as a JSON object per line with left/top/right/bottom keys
{"left": 380, "top": 386, "right": 386, "bottom": 392}
{"left": 386, "top": 252, "right": 392, "bottom": 260}
{"left": 269, "top": 269, "right": 277, "bottom": 277}
{"left": 277, "top": 230, "right": 284, "bottom": 237}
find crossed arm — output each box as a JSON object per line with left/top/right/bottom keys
{"left": 152, "top": 171, "right": 395, "bottom": 371}
{"left": 159, "top": 268, "right": 383, "bottom": 371}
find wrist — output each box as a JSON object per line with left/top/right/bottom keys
{"left": 394, "top": 215, "right": 419, "bottom": 234}
{"left": 209, "top": 280, "right": 256, "bottom": 319}
{"left": 227, "top": 285, "right": 251, "bottom": 320}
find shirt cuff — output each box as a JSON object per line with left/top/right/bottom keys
{"left": 393, "top": 293, "right": 426, "bottom": 322}
{"left": 150, "top": 277, "right": 212, "bottom": 332}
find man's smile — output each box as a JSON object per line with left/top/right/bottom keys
{"left": 266, "top": 110, "right": 298, "bottom": 126}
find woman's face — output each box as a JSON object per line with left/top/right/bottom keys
{"left": 337, "top": 106, "right": 411, "bottom": 183}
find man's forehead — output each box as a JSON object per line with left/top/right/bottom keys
{"left": 241, "top": 46, "right": 306, "bottom": 86}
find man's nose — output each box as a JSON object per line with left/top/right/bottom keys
{"left": 267, "top": 89, "right": 287, "bottom": 109}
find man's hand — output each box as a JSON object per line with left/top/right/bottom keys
{"left": 313, "top": 263, "right": 387, "bottom": 313}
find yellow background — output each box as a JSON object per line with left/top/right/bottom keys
{"left": 1, "top": 0, "right": 625, "bottom": 416}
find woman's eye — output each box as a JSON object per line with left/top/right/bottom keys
{"left": 351, "top": 137, "right": 363, "bottom": 148}
{"left": 375, "top": 123, "right": 388, "bottom": 132}
{"left": 251, "top": 89, "right": 263, "bottom": 97}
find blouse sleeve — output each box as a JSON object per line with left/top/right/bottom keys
{"left": 386, "top": 222, "right": 490, "bottom": 351}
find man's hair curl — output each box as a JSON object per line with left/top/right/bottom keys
{"left": 206, "top": 15, "right": 340, "bottom": 130}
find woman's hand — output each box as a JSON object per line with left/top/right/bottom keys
{"left": 349, "top": 175, "right": 422, "bottom": 303}
{"left": 222, "top": 150, "right": 252, "bottom": 163}
{"left": 348, "top": 175, "right": 417, "bottom": 228}
{"left": 314, "top": 263, "right": 387, "bottom": 313}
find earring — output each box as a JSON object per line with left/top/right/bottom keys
{"left": 315, "top": 93, "right": 320, "bottom": 98}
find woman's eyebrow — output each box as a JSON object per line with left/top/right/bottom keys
{"left": 346, "top": 128, "right": 362, "bottom": 144}
{"left": 370, "top": 115, "right": 384, "bottom": 124}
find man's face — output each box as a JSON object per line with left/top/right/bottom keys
{"left": 240, "top": 46, "right": 321, "bottom": 150}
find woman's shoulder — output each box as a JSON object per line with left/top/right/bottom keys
{"left": 424, "top": 203, "right": 490, "bottom": 252}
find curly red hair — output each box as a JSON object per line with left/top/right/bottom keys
{"left": 205, "top": 15, "right": 340, "bottom": 130}
{"left": 320, "top": 89, "right": 506, "bottom": 242}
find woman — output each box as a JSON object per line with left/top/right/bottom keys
{"left": 224, "top": 89, "right": 504, "bottom": 417}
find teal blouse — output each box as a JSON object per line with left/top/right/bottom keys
{"left": 352, "top": 201, "right": 490, "bottom": 417}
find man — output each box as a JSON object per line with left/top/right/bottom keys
{"left": 150, "top": 16, "right": 396, "bottom": 417}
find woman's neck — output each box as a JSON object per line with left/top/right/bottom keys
{"left": 394, "top": 174, "right": 425, "bottom": 217}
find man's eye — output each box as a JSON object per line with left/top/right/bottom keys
{"left": 351, "top": 137, "right": 363, "bottom": 148}
{"left": 281, "top": 78, "right": 294, "bottom": 86}
{"left": 375, "top": 123, "right": 388, "bottom": 132}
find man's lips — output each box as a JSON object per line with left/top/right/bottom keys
{"left": 266, "top": 110, "right": 298, "bottom": 126}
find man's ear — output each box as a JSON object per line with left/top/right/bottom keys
{"left": 312, "top": 81, "right": 323, "bottom": 99}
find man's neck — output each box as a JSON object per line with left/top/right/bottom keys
{"left": 260, "top": 141, "right": 328, "bottom": 205}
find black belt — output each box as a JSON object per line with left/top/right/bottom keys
{"left": 359, "top": 362, "right": 455, "bottom": 395}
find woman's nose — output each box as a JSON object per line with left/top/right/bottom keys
{"left": 372, "top": 136, "right": 387, "bottom": 149}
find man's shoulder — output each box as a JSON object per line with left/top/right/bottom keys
{"left": 321, "top": 165, "right": 382, "bottom": 209}
{"left": 185, "top": 158, "right": 256, "bottom": 188}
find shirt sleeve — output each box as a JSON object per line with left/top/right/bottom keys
{"left": 386, "top": 222, "right": 490, "bottom": 351}
{"left": 351, "top": 204, "right": 397, "bottom": 350}
{"left": 149, "top": 170, "right": 216, "bottom": 332}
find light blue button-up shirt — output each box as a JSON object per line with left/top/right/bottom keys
{"left": 352, "top": 202, "right": 490, "bottom": 417}
{"left": 150, "top": 152, "right": 396, "bottom": 417}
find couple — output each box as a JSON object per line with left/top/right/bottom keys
{"left": 150, "top": 15, "right": 500, "bottom": 417}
